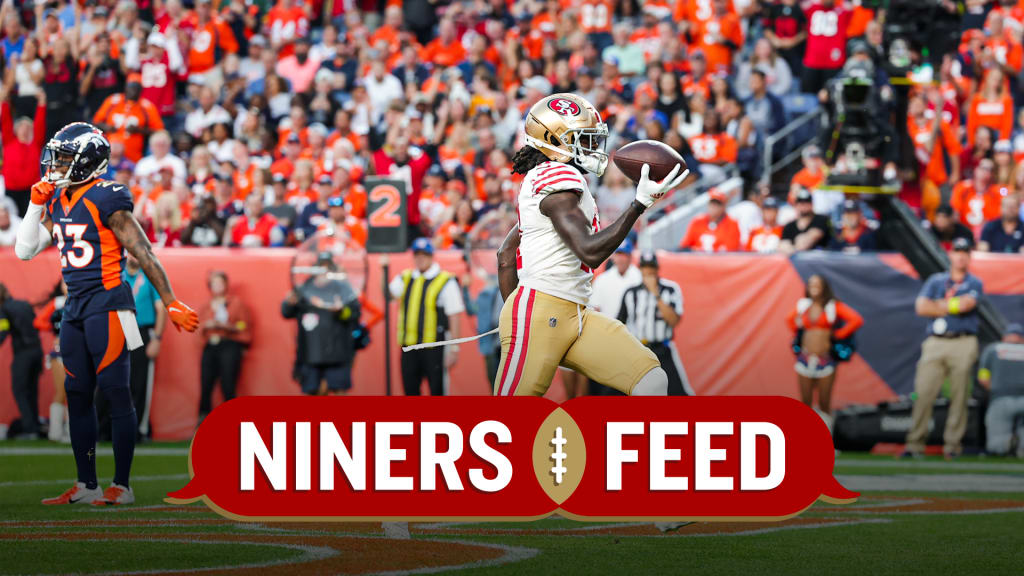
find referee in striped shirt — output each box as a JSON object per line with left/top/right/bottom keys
{"left": 618, "top": 252, "right": 694, "bottom": 396}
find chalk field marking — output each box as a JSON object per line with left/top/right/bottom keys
{"left": 2, "top": 528, "right": 538, "bottom": 576}
{"left": 366, "top": 539, "right": 539, "bottom": 576}
{"left": 0, "top": 536, "right": 339, "bottom": 575}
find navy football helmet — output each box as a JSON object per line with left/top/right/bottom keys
{"left": 40, "top": 122, "right": 110, "bottom": 187}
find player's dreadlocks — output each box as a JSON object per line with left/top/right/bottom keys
{"left": 511, "top": 145, "right": 551, "bottom": 175}
{"left": 507, "top": 144, "right": 548, "bottom": 174}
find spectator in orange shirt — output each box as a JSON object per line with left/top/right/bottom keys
{"left": 984, "top": 10, "right": 1023, "bottom": 79}
{"left": 951, "top": 159, "right": 1004, "bottom": 236}
{"left": 688, "top": 109, "right": 738, "bottom": 166}
{"left": 420, "top": 19, "right": 466, "bottom": 68}
{"left": 436, "top": 199, "right": 476, "bottom": 250}
{"left": 746, "top": 196, "right": 785, "bottom": 253}
{"left": 679, "top": 189, "right": 742, "bottom": 252}
{"left": 92, "top": 78, "right": 165, "bottom": 163}
{"left": 321, "top": 196, "right": 367, "bottom": 248}
{"left": 188, "top": 0, "right": 238, "bottom": 83}
{"left": 906, "top": 90, "right": 962, "bottom": 221}
{"left": 967, "top": 69, "right": 1015, "bottom": 147}
{"left": 789, "top": 145, "right": 826, "bottom": 204}
{"left": 691, "top": 0, "right": 743, "bottom": 75}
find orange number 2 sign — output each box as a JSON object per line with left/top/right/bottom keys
{"left": 368, "top": 184, "right": 403, "bottom": 228}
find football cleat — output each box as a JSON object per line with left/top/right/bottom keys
{"left": 92, "top": 484, "right": 135, "bottom": 506}
{"left": 41, "top": 482, "right": 104, "bottom": 505}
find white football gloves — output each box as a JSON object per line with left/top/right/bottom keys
{"left": 635, "top": 163, "right": 689, "bottom": 209}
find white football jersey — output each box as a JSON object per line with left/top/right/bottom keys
{"left": 517, "top": 161, "right": 600, "bottom": 305}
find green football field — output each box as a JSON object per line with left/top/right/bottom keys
{"left": 2, "top": 440, "right": 1024, "bottom": 575}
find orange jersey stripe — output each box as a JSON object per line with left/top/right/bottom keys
{"left": 82, "top": 197, "right": 125, "bottom": 291}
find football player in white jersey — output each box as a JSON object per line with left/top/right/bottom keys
{"left": 493, "top": 93, "right": 687, "bottom": 398}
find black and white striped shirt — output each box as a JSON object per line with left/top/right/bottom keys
{"left": 617, "top": 279, "right": 684, "bottom": 344}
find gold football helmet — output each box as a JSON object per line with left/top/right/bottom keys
{"left": 524, "top": 93, "right": 609, "bottom": 176}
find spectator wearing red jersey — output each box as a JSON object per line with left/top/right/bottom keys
{"left": 0, "top": 83, "right": 45, "bottom": 216}
{"left": 266, "top": 0, "right": 309, "bottom": 57}
{"left": 228, "top": 192, "right": 284, "bottom": 247}
{"left": 373, "top": 134, "right": 433, "bottom": 238}
{"left": 679, "top": 189, "right": 742, "bottom": 252}
{"left": 801, "top": 0, "right": 851, "bottom": 94}
{"left": 137, "top": 32, "right": 185, "bottom": 122}
{"left": 92, "top": 77, "right": 165, "bottom": 163}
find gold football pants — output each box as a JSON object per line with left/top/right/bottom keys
{"left": 493, "top": 286, "right": 659, "bottom": 396}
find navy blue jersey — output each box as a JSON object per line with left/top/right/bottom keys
{"left": 47, "top": 179, "right": 136, "bottom": 321}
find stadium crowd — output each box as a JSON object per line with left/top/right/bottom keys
{"left": 0, "top": 0, "right": 1023, "bottom": 258}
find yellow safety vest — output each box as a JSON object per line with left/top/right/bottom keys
{"left": 397, "top": 269, "right": 452, "bottom": 347}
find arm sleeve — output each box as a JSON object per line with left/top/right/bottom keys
{"left": 671, "top": 286, "right": 684, "bottom": 316}
{"left": 14, "top": 203, "right": 51, "bottom": 260}
{"left": 833, "top": 301, "right": 864, "bottom": 339}
{"left": 979, "top": 346, "right": 994, "bottom": 371}
{"left": 617, "top": 292, "right": 629, "bottom": 324}
{"left": 530, "top": 163, "right": 589, "bottom": 196}
{"left": 281, "top": 298, "right": 299, "bottom": 319}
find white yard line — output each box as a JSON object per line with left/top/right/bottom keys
{"left": 836, "top": 459, "right": 1024, "bottom": 472}
{"left": 837, "top": 473, "right": 1024, "bottom": 492}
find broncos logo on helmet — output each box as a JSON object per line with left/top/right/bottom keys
{"left": 41, "top": 122, "right": 111, "bottom": 188}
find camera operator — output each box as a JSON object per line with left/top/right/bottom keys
{"left": 819, "top": 41, "right": 898, "bottom": 185}
{"left": 282, "top": 252, "right": 362, "bottom": 396}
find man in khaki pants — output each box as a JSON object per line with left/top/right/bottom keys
{"left": 904, "top": 238, "right": 984, "bottom": 459}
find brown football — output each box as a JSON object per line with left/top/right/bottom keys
{"left": 612, "top": 140, "right": 687, "bottom": 183}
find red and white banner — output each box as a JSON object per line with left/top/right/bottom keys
{"left": 167, "top": 396, "right": 857, "bottom": 521}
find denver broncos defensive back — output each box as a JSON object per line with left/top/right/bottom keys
{"left": 494, "top": 94, "right": 688, "bottom": 397}
{"left": 15, "top": 123, "right": 199, "bottom": 506}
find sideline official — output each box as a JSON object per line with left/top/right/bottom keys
{"left": 904, "top": 238, "right": 983, "bottom": 459}
{"left": 0, "top": 283, "right": 43, "bottom": 438}
{"left": 390, "top": 238, "right": 465, "bottom": 396}
{"left": 618, "top": 252, "right": 693, "bottom": 396}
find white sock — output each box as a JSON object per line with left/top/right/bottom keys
{"left": 631, "top": 367, "right": 669, "bottom": 396}
{"left": 48, "top": 403, "right": 65, "bottom": 442}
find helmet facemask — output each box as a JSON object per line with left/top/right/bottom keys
{"left": 568, "top": 125, "right": 609, "bottom": 176}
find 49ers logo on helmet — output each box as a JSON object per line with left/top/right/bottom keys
{"left": 548, "top": 98, "right": 581, "bottom": 116}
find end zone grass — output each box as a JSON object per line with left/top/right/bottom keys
{"left": 2, "top": 440, "right": 1023, "bottom": 575}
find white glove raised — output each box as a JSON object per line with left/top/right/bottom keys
{"left": 635, "top": 163, "right": 690, "bottom": 209}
